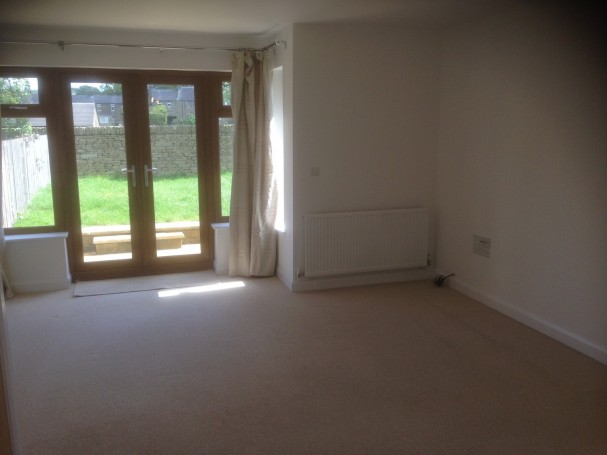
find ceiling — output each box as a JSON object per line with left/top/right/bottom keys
{"left": 0, "top": 0, "right": 523, "bottom": 35}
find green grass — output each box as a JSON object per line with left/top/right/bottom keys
{"left": 220, "top": 171, "right": 232, "bottom": 217}
{"left": 79, "top": 175, "right": 133, "bottom": 226}
{"left": 152, "top": 175, "right": 201, "bottom": 224}
{"left": 12, "top": 185, "right": 55, "bottom": 228}
{"left": 13, "top": 173, "right": 232, "bottom": 227}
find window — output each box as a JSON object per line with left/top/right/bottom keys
{"left": 1, "top": 75, "right": 58, "bottom": 231}
{"left": 271, "top": 68, "right": 284, "bottom": 231}
{"left": 1, "top": 69, "right": 231, "bottom": 240}
{"left": 217, "top": 79, "right": 233, "bottom": 219}
{"left": 0, "top": 77, "right": 38, "bottom": 104}
{"left": 222, "top": 81, "right": 231, "bottom": 106}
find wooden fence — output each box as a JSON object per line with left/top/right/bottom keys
{"left": 1, "top": 135, "right": 51, "bottom": 228}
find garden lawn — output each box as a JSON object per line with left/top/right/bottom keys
{"left": 13, "top": 173, "right": 232, "bottom": 227}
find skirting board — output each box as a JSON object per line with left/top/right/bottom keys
{"left": 12, "top": 278, "right": 72, "bottom": 295}
{"left": 291, "top": 268, "right": 434, "bottom": 292}
{"left": 449, "top": 278, "right": 607, "bottom": 366}
{"left": 276, "top": 269, "right": 293, "bottom": 292}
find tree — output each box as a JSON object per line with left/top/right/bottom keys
{"left": 0, "top": 78, "right": 33, "bottom": 138}
{"left": 0, "top": 77, "right": 32, "bottom": 104}
{"left": 222, "top": 81, "right": 231, "bottom": 105}
{"left": 149, "top": 104, "right": 168, "bottom": 125}
{"left": 177, "top": 114, "right": 196, "bottom": 125}
{"left": 100, "top": 84, "right": 122, "bottom": 95}
{"left": 74, "top": 85, "right": 101, "bottom": 96}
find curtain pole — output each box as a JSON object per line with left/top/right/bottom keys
{"left": 0, "top": 39, "right": 286, "bottom": 53}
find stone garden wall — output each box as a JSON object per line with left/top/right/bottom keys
{"left": 74, "top": 123, "right": 234, "bottom": 177}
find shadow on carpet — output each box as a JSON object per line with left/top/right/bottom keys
{"left": 73, "top": 271, "right": 224, "bottom": 297}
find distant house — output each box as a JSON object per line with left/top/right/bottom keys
{"left": 149, "top": 86, "right": 195, "bottom": 124}
{"left": 71, "top": 95, "right": 94, "bottom": 103}
{"left": 92, "top": 95, "right": 123, "bottom": 125}
{"left": 177, "top": 86, "right": 195, "bottom": 120}
{"left": 148, "top": 88, "right": 178, "bottom": 103}
{"left": 149, "top": 88, "right": 179, "bottom": 124}
{"left": 71, "top": 94, "right": 123, "bottom": 125}
{"left": 72, "top": 103, "right": 100, "bottom": 127}
{"left": 31, "top": 102, "right": 102, "bottom": 128}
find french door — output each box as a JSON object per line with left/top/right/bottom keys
{"left": 64, "top": 71, "right": 229, "bottom": 281}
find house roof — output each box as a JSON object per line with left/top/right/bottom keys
{"left": 149, "top": 89, "right": 178, "bottom": 102}
{"left": 177, "top": 87, "right": 195, "bottom": 101}
{"left": 71, "top": 95, "right": 123, "bottom": 104}
{"left": 70, "top": 89, "right": 191, "bottom": 104}
{"left": 91, "top": 95, "right": 123, "bottom": 104}
{"left": 72, "top": 95, "right": 94, "bottom": 103}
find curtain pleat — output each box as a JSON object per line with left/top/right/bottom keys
{"left": 229, "top": 51, "right": 277, "bottom": 277}
{"left": 0, "top": 109, "right": 15, "bottom": 298}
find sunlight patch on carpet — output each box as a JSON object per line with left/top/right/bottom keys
{"left": 158, "top": 281, "right": 245, "bottom": 298}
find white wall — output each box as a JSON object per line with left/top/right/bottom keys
{"left": 436, "top": 2, "right": 607, "bottom": 362}
{"left": 273, "top": 26, "right": 295, "bottom": 289}
{"left": 3, "top": 10, "right": 604, "bottom": 362}
{"left": 290, "top": 23, "right": 442, "bottom": 288}
{"left": 0, "top": 284, "right": 18, "bottom": 454}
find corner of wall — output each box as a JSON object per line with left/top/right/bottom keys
{"left": 434, "top": 2, "right": 607, "bottom": 363}
{"left": 448, "top": 278, "right": 607, "bottom": 365}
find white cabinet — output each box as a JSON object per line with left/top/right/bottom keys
{"left": 211, "top": 223, "right": 229, "bottom": 276}
{"left": 4, "top": 232, "right": 71, "bottom": 293}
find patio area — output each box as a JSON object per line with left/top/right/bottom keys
{"left": 81, "top": 220, "right": 201, "bottom": 262}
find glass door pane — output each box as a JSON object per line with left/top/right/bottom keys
{"left": 147, "top": 84, "right": 201, "bottom": 258}
{"left": 1, "top": 117, "right": 54, "bottom": 228}
{"left": 70, "top": 82, "right": 133, "bottom": 263}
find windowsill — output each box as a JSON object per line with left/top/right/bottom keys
{"left": 5, "top": 231, "right": 68, "bottom": 241}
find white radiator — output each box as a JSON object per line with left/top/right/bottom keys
{"left": 304, "top": 208, "right": 429, "bottom": 278}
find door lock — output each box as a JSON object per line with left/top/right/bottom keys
{"left": 121, "top": 165, "right": 136, "bottom": 187}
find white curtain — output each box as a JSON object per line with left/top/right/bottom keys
{"left": 0, "top": 109, "right": 14, "bottom": 298}
{"left": 229, "top": 50, "right": 277, "bottom": 277}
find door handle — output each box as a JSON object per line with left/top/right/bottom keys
{"left": 121, "top": 165, "right": 136, "bottom": 187}
{"left": 144, "top": 164, "right": 157, "bottom": 187}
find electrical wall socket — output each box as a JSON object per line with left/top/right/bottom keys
{"left": 473, "top": 234, "right": 491, "bottom": 258}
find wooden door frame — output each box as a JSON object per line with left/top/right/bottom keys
{"left": 56, "top": 69, "right": 228, "bottom": 281}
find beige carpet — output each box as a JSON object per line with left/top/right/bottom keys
{"left": 6, "top": 278, "right": 607, "bottom": 454}
{"left": 73, "top": 270, "right": 227, "bottom": 296}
